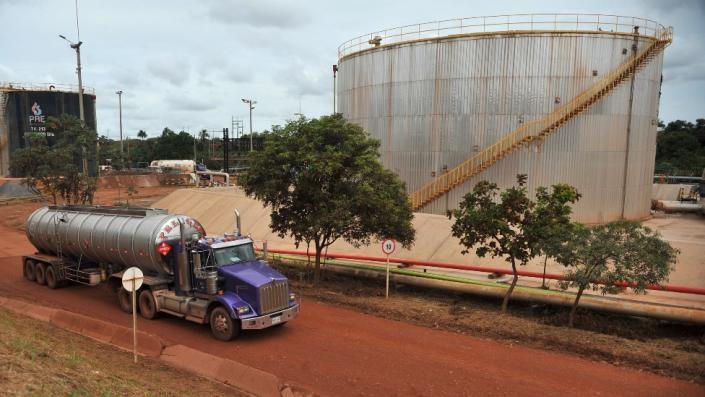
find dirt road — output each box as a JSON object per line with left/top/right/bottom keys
{"left": 0, "top": 222, "right": 702, "bottom": 397}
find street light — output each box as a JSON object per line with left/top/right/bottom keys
{"left": 59, "top": 35, "right": 85, "bottom": 125}
{"left": 241, "top": 98, "right": 256, "bottom": 151}
{"left": 116, "top": 90, "right": 123, "bottom": 157}
{"left": 59, "top": 33, "right": 87, "bottom": 174}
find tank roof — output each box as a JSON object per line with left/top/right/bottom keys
{"left": 338, "top": 13, "right": 669, "bottom": 59}
{"left": 0, "top": 82, "right": 96, "bottom": 96}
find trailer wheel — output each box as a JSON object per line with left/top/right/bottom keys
{"left": 117, "top": 287, "right": 135, "bottom": 314}
{"left": 45, "top": 265, "right": 59, "bottom": 289}
{"left": 24, "top": 260, "right": 36, "bottom": 281}
{"left": 209, "top": 306, "right": 239, "bottom": 341}
{"left": 138, "top": 289, "right": 159, "bottom": 320}
{"left": 35, "top": 262, "right": 47, "bottom": 285}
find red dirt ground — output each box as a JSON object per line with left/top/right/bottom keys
{"left": 0, "top": 221, "right": 702, "bottom": 396}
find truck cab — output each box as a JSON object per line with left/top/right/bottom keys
{"left": 120, "top": 234, "right": 299, "bottom": 341}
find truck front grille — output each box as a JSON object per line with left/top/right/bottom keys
{"left": 259, "top": 280, "right": 288, "bottom": 314}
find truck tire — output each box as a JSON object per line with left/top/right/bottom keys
{"left": 209, "top": 306, "right": 239, "bottom": 341}
{"left": 117, "top": 287, "right": 134, "bottom": 314}
{"left": 24, "top": 260, "right": 36, "bottom": 281}
{"left": 138, "top": 289, "right": 159, "bottom": 320}
{"left": 45, "top": 265, "right": 58, "bottom": 289}
{"left": 35, "top": 262, "right": 47, "bottom": 285}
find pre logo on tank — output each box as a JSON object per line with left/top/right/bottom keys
{"left": 28, "top": 102, "right": 48, "bottom": 134}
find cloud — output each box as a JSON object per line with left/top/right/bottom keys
{"left": 147, "top": 58, "right": 191, "bottom": 86}
{"left": 165, "top": 95, "right": 216, "bottom": 112}
{"left": 276, "top": 58, "right": 330, "bottom": 97}
{"left": 207, "top": 0, "right": 310, "bottom": 29}
{"left": 0, "top": 64, "right": 15, "bottom": 81}
{"left": 644, "top": 0, "right": 705, "bottom": 13}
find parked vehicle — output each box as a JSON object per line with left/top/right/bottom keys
{"left": 22, "top": 205, "right": 298, "bottom": 340}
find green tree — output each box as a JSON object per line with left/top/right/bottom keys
{"left": 199, "top": 129, "right": 209, "bottom": 142}
{"left": 449, "top": 175, "right": 538, "bottom": 312}
{"left": 239, "top": 114, "right": 415, "bottom": 285}
{"left": 655, "top": 118, "right": 705, "bottom": 175}
{"left": 137, "top": 130, "right": 147, "bottom": 140}
{"left": 530, "top": 184, "right": 582, "bottom": 288}
{"left": 153, "top": 128, "right": 194, "bottom": 160}
{"left": 558, "top": 221, "right": 678, "bottom": 327}
{"left": 11, "top": 114, "right": 97, "bottom": 204}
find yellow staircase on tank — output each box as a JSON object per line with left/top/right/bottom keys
{"left": 410, "top": 27, "right": 673, "bottom": 211}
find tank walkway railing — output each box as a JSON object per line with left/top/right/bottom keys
{"left": 0, "top": 82, "right": 96, "bottom": 95}
{"left": 410, "top": 27, "right": 673, "bottom": 211}
{"left": 339, "top": 14, "right": 665, "bottom": 59}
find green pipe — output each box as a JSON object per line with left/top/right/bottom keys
{"left": 269, "top": 253, "right": 565, "bottom": 297}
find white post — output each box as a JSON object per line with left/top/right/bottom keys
{"left": 132, "top": 278, "right": 137, "bottom": 364}
{"left": 385, "top": 254, "right": 390, "bottom": 299}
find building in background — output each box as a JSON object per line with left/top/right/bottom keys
{"left": 0, "top": 83, "right": 97, "bottom": 176}
{"left": 337, "top": 14, "right": 671, "bottom": 223}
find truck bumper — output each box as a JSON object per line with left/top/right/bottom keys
{"left": 240, "top": 304, "right": 299, "bottom": 330}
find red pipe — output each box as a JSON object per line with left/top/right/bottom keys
{"left": 263, "top": 247, "right": 705, "bottom": 296}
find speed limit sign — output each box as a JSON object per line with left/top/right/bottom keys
{"left": 381, "top": 238, "right": 396, "bottom": 299}
{"left": 382, "top": 238, "right": 396, "bottom": 255}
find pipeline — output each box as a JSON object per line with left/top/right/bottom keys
{"left": 271, "top": 252, "right": 705, "bottom": 325}
{"left": 263, "top": 248, "right": 705, "bottom": 296}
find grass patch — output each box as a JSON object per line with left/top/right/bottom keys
{"left": 0, "top": 308, "right": 245, "bottom": 396}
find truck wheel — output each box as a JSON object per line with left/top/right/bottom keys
{"left": 118, "top": 287, "right": 134, "bottom": 314}
{"left": 45, "top": 265, "right": 59, "bottom": 289}
{"left": 35, "top": 262, "right": 47, "bottom": 285}
{"left": 24, "top": 260, "right": 36, "bottom": 281}
{"left": 138, "top": 289, "right": 159, "bottom": 320}
{"left": 209, "top": 307, "right": 239, "bottom": 341}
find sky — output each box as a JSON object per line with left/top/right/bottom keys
{"left": 1, "top": 0, "right": 703, "bottom": 139}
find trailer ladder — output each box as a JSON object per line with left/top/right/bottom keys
{"left": 409, "top": 27, "right": 672, "bottom": 211}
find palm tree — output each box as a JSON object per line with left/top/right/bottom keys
{"left": 137, "top": 130, "right": 147, "bottom": 140}
{"left": 199, "top": 129, "right": 209, "bottom": 142}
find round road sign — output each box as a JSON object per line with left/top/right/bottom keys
{"left": 381, "top": 238, "right": 396, "bottom": 255}
{"left": 122, "top": 267, "right": 144, "bottom": 292}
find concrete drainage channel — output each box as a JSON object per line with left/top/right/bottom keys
{"left": 0, "top": 296, "right": 301, "bottom": 397}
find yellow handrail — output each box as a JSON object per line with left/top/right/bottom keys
{"left": 410, "top": 27, "right": 672, "bottom": 210}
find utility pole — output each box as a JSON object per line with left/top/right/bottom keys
{"left": 241, "top": 99, "right": 256, "bottom": 151}
{"left": 59, "top": 33, "right": 87, "bottom": 174}
{"left": 223, "top": 128, "right": 229, "bottom": 173}
{"left": 126, "top": 135, "right": 131, "bottom": 169}
{"left": 333, "top": 64, "right": 338, "bottom": 114}
{"left": 116, "top": 90, "right": 124, "bottom": 158}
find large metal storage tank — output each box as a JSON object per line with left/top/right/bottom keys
{"left": 0, "top": 83, "right": 97, "bottom": 176}
{"left": 337, "top": 14, "right": 670, "bottom": 223}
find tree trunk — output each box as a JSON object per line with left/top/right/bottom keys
{"left": 501, "top": 260, "right": 519, "bottom": 312}
{"left": 569, "top": 286, "right": 586, "bottom": 327}
{"left": 313, "top": 244, "right": 322, "bottom": 287}
{"left": 541, "top": 255, "right": 548, "bottom": 289}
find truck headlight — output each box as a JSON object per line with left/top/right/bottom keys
{"left": 236, "top": 306, "right": 250, "bottom": 314}
{"left": 289, "top": 292, "right": 296, "bottom": 302}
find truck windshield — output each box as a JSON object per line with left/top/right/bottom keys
{"left": 213, "top": 243, "right": 256, "bottom": 266}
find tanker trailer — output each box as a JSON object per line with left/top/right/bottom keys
{"left": 22, "top": 205, "right": 299, "bottom": 340}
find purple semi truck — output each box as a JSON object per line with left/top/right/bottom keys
{"left": 22, "top": 205, "right": 299, "bottom": 340}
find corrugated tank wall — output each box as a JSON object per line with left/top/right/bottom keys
{"left": 337, "top": 31, "right": 664, "bottom": 223}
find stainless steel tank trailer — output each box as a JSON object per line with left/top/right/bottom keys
{"left": 22, "top": 205, "right": 298, "bottom": 340}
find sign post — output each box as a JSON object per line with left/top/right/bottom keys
{"left": 381, "top": 238, "right": 396, "bottom": 299}
{"left": 122, "top": 267, "right": 144, "bottom": 364}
